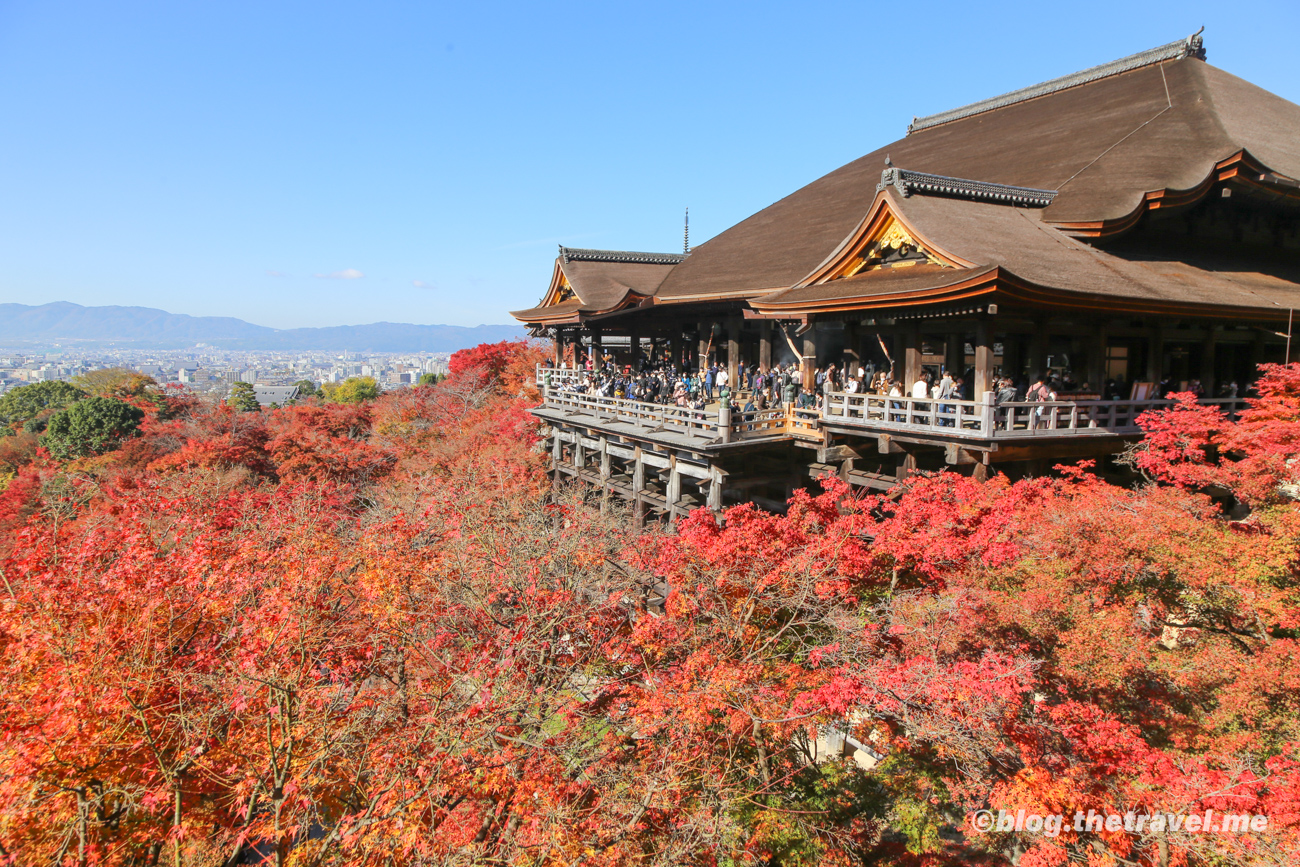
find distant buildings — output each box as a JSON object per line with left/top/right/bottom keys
{"left": 0, "top": 348, "right": 454, "bottom": 398}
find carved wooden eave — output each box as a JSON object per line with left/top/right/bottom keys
{"left": 752, "top": 268, "right": 1001, "bottom": 315}
{"left": 646, "top": 287, "right": 782, "bottom": 304}
{"left": 795, "top": 190, "right": 974, "bottom": 288}
{"left": 540, "top": 259, "right": 576, "bottom": 308}
{"left": 991, "top": 269, "right": 1300, "bottom": 320}
{"left": 1048, "top": 150, "right": 1300, "bottom": 239}
{"left": 578, "top": 291, "right": 654, "bottom": 323}
{"left": 751, "top": 265, "right": 1297, "bottom": 321}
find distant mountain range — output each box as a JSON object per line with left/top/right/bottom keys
{"left": 0, "top": 302, "right": 527, "bottom": 352}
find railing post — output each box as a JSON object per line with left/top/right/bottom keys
{"left": 719, "top": 402, "right": 732, "bottom": 444}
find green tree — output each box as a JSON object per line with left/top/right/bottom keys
{"left": 41, "top": 397, "right": 144, "bottom": 461}
{"left": 227, "top": 382, "right": 260, "bottom": 413}
{"left": 0, "top": 381, "right": 87, "bottom": 430}
{"left": 321, "top": 376, "right": 380, "bottom": 404}
{"left": 293, "top": 379, "right": 321, "bottom": 399}
{"left": 417, "top": 372, "right": 441, "bottom": 386}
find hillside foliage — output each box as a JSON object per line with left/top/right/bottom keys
{"left": 0, "top": 344, "right": 1297, "bottom": 866}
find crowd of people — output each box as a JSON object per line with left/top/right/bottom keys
{"left": 544, "top": 356, "right": 822, "bottom": 414}
{"left": 542, "top": 350, "right": 1243, "bottom": 418}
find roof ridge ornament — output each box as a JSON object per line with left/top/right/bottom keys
{"left": 907, "top": 30, "right": 1208, "bottom": 135}
{"left": 558, "top": 247, "right": 688, "bottom": 265}
{"left": 878, "top": 165, "right": 1059, "bottom": 207}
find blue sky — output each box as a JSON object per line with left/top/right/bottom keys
{"left": 1, "top": 1, "right": 1297, "bottom": 329}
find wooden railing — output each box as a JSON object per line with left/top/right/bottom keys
{"left": 543, "top": 389, "right": 720, "bottom": 439}
{"left": 537, "top": 368, "right": 1247, "bottom": 443}
{"left": 823, "top": 390, "right": 1247, "bottom": 439}
{"left": 535, "top": 366, "right": 819, "bottom": 443}
{"left": 822, "top": 392, "right": 993, "bottom": 439}
{"left": 991, "top": 397, "right": 1246, "bottom": 438}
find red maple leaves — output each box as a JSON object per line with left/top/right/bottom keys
{"left": 0, "top": 352, "right": 1298, "bottom": 866}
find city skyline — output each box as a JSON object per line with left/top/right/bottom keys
{"left": 2, "top": 1, "right": 1299, "bottom": 329}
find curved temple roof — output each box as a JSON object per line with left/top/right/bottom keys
{"left": 514, "top": 33, "right": 1300, "bottom": 325}
{"left": 509, "top": 247, "right": 685, "bottom": 323}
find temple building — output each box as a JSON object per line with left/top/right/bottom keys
{"left": 512, "top": 32, "right": 1300, "bottom": 517}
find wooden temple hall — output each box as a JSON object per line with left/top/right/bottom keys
{"left": 512, "top": 32, "right": 1300, "bottom": 517}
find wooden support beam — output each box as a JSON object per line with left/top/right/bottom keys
{"left": 759, "top": 321, "right": 773, "bottom": 370}
{"left": 903, "top": 322, "right": 922, "bottom": 390}
{"left": 1003, "top": 332, "right": 1024, "bottom": 382}
{"left": 944, "top": 444, "right": 981, "bottom": 465}
{"left": 945, "top": 331, "right": 964, "bottom": 376}
{"left": 845, "top": 469, "right": 899, "bottom": 492}
{"left": 877, "top": 433, "right": 905, "bottom": 455}
{"left": 1030, "top": 318, "right": 1050, "bottom": 378}
{"left": 975, "top": 320, "right": 995, "bottom": 397}
{"left": 1200, "top": 326, "right": 1218, "bottom": 395}
{"left": 1146, "top": 324, "right": 1164, "bottom": 384}
{"left": 987, "top": 438, "right": 1135, "bottom": 463}
{"left": 727, "top": 316, "right": 741, "bottom": 393}
{"left": 707, "top": 466, "right": 725, "bottom": 511}
{"left": 551, "top": 427, "right": 563, "bottom": 483}
{"left": 818, "top": 444, "right": 862, "bottom": 463}
{"left": 1087, "top": 322, "right": 1107, "bottom": 392}
{"left": 666, "top": 454, "right": 682, "bottom": 520}
{"left": 802, "top": 329, "right": 818, "bottom": 392}
{"left": 632, "top": 446, "right": 646, "bottom": 523}
{"left": 599, "top": 437, "right": 611, "bottom": 513}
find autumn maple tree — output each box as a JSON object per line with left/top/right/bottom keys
{"left": 1, "top": 347, "right": 1297, "bottom": 866}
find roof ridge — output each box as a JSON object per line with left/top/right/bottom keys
{"left": 558, "top": 246, "right": 688, "bottom": 265}
{"left": 908, "top": 30, "right": 1206, "bottom": 135}
{"left": 878, "top": 165, "right": 1058, "bottom": 207}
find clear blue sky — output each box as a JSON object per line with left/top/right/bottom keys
{"left": 1, "top": 1, "right": 1297, "bottom": 329}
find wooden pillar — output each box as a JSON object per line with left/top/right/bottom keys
{"left": 698, "top": 332, "right": 710, "bottom": 374}
{"left": 1145, "top": 324, "right": 1165, "bottom": 384}
{"left": 946, "top": 331, "right": 964, "bottom": 376}
{"left": 599, "top": 436, "right": 611, "bottom": 513}
{"left": 1003, "top": 333, "right": 1023, "bottom": 383}
{"left": 1087, "top": 322, "right": 1108, "bottom": 392}
{"left": 666, "top": 454, "right": 681, "bottom": 520}
{"left": 1251, "top": 328, "right": 1267, "bottom": 382}
{"left": 707, "top": 466, "right": 724, "bottom": 511}
{"left": 629, "top": 325, "right": 641, "bottom": 371}
{"left": 574, "top": 435, "right": 585, "bottom": 474}
{"left": 801, "top": 328, "right": 818, "bottom": 391}
{"left": 903, "top": 322, "right": 922, "bottom": 390}
{"left": 632, "top": 446, "right": 646, "bottom": 524}
{"left": 974, "top": 320, "right": 995, "bottom": 396}
{"left": 671, "top": 333, "right": 684, "bottom": 372}
{"left": 845, "top": 322, "right": 860, "bottom": 369}
{"left": 552, "top": 331, "right": 562, "bottom": 367}
{"left": 1031, "top": 319, "right": 1050, "bottom": 379}
{"left": 1200, "top": 326, "right": 1218, "bottom": 395}
{"left": 727, "top": 316, "right": 741, "bottom": 390}
{"left": 590, "top": 328, "right": 603, "bottom": 368}
{"left": 759, "top": 321, "right": 773, "bottom": 370}
{"left": 551, "top": 427, "right": 563, "bottom": 483}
